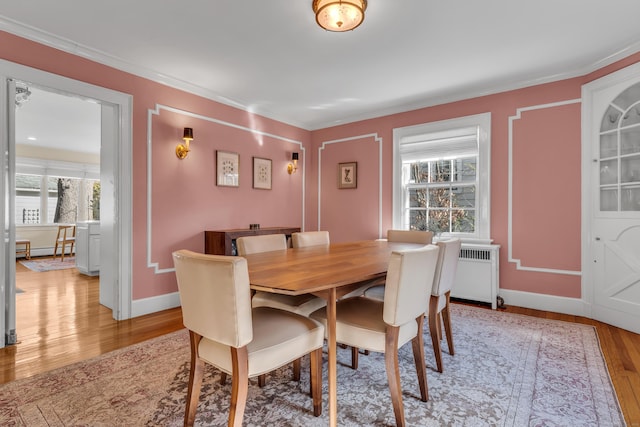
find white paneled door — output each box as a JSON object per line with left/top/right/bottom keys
{"left": 583, "top": 63, "right": 640, "bottom": 334}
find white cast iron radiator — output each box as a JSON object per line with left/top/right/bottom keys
{"left": 451, "top": 243, "right": 500, "bottom": 309}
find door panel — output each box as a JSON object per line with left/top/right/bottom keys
{"left": 593, "top": 224, "right": 640, "bottom": 332}
{"left": 584, "top": 64, "right": 640, "bottom": 334}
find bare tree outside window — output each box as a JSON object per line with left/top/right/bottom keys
{"left": 54, "top": 178, "right": 79, "bottom": 223}
{"left": 406, "top": 158, "right": 476, "bottom": 236}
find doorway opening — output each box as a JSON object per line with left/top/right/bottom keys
{"left": 1, "top": 59, "right": 133, "bottom": 348}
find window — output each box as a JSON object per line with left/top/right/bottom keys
{"left": 15, "top": 158, "right": 100, "bottom": 225}
{"left": 393, "top": 113, "right": 491, "bottom": 242}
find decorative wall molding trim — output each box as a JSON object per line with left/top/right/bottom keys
{"left": 146, "top": 104, "right": 305, "bottom": 274}
{"left": 507, "top": 99, "right": 582, "bottom": 276}
{"left": 317, "top": 133, "right": 383, "bottom": 237}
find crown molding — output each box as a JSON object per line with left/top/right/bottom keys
{"left": 3, "top": 16, "right": 640, "bottom": 132}
{"left": 0, "top": 16, "right": 307, "bottom": 130}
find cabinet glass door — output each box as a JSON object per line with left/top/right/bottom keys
{"left": 599, "top": 82, "right": 640, "bottom": 212}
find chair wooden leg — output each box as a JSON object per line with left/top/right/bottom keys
{"left": 411, "top": 315, "right": 429, "bottom": 402}
{"left": 53, "top": 241, "right": 59, "bottom": 259}
{"left": 185, "top": 331, "right": 204, "bottom": 427}
{"left": 220, "top": 372, "right": 227, "bottom": 385}
{"left": 385, "top": 325, "right": 405, "bottom": 427}
{"left": 293, "top": 358, "right": 301, "bottom": 381}
{"left": 442, "top": 292, "right": 455, "bottom": 356}
{"left": 310, "top": 348, "right": 323, "bottom": 417}
{"left": 351, "top": 346, "right": 359, "bottom": 370}
{"left": 61, "top": 242, "right": 66, "bottom": 262}
{"left": 429, "top": 295, "right": 444, "bottom": 373}
{"left": 229, "top": 346, "right": 249, "bottom": 427}
{"left": 258, "top": 374, "right": 266, "bottom": 387}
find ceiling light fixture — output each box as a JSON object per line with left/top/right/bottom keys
{"left": 312, "top": 0, "right": 367, "bottom": 32}
{"left": 15, "top": 85, "right": 32, "bottom": 108}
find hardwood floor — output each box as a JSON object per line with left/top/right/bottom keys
{"left": 2, "top": 260, "right": 639, "bottom": 426}
{"left": 1, "top": 258, "right": 183, "bottom": 384}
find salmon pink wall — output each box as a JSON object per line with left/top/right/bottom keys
{"left": 0, "top": 31, "right": 310, "bottom": 301}
{"left": 4, "top": 29, "right": 640, "bottom": 308}
{"left": 310, "top": 51, "right": 640, "bottom": 299}
{"left": 318, "top": 135, "right": 382, "bottom": 242}
{"left": 149, "top": 107, "right": 303, "bottom": 275}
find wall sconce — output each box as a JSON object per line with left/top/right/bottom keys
{"left": 176, "top": 127, "right": 194, "bottom": 159}
{"left": 287, "top": 152, "right": 299, "bottom": 174}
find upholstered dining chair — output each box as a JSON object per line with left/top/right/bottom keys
{"left": 342, "top": 229, "right": 434, "bottom": 369}
{"left": 291, "top": 230, "right": 330, "bottom": 248}
{"left": 247, "top": 232, "right": 328, "bottom": 317}
{"left": 310, "top": 245, "right": 440, "bottom": 427}
{"left": 429, "top": 238, "right": 462, "bottom": 373}
{"left": 237, "top": 233, "right": 326, "bottom": 384}
{"left": 362, "top": 229, "right": 434, "bottom": 301}
{"left": 172, "top": 250, "right": 324, "bottom": 427}
{"left": 53, "top": 224, "right": 76, "bottom": 261}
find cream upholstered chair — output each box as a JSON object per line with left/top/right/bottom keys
{"left": 238, "top": 233, "right": 326, "bottom": 384}
{"left": 310, "top": 245, "right": 440, "bottom": 427}
{"left": 342, "top": 229, "right": 434, "bottom": 368}
{"left": 291, "top": 230, "right": 330, "bottom": 248}
{"left": 429, "top": 238, "right": 461, "bottom": 373}
{"left": 248, "top": 232, "right": 328, "bottom": 317}
{"left": 387, "top": 229, "right": 435, "bottom": 245}
{"left": 236, "top": 233, "right": 288, "bottom": 255}
{"left": 53, "top": 224, "right": 76, "bottom": 261}
{"left": 362, "top": 229, "right": 434, "bottom": 301}
{"left": 172, "top": 250, "right": 324, "bottom": 427}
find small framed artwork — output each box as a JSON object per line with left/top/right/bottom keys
{"left": 338, "top": 162, "right": 357, "bottom": 189}
{"left": 253, "top": 157, "right": 272, "bottom": 190}
{"left": 216, "top": 150, "right": 239, "bottom": 187}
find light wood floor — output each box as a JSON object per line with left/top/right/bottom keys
{"left": 2, "top": 259, "right": 639, "bottom": 426}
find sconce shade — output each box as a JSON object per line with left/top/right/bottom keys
{"left": 177, "top": 127, "right": 194, "bottom": 159}
{"left": 288, "top": 152, "right": 299, "bottom": 174}
{"left": 312, "top": 0, "right": 367, "bottom": 32}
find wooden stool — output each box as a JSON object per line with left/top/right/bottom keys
{"left": 16, "top": 239, "right": 31, "bottom": 260}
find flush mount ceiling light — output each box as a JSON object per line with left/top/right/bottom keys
{"left": 312, "top": 0, "right": 367, "bottom": 32}
{"left": 15, "top": 84, "right": 32, "bottom": 108}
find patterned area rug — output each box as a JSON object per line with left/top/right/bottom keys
{"left": 0, "top": 305, "right": 625, "bottom": 426}
{"left": 19, "top": 257, "right": 76, "bottom": 272}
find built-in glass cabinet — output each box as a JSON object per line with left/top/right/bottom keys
{"left": 599, "top": 81, "right": 640, "bottom": 211}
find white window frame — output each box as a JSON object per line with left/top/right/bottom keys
{"left": 392, "top": 112, "right": 492, "bottom": 243}
{"left": 15, "top": 157, "right": 100, "bottom": 224}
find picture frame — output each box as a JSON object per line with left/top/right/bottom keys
{"left": 252, "top": 157, "right": 272, "bottom": 190}
{"left": 216, "top": 150, "right": 239, "bottom": 187}
{"left": 338, "top": 162, "right": 357, "bottom": 189}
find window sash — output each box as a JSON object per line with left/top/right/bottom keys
{"left": 393, "top": 112, "right": 491, "bottom": 242}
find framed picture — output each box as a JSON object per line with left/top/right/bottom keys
{"left": 216, "top": 150, "right": 239, "bottom": 187}
{"left": 253, "top": 157, "right": 272, "bottom": 190}
{"left": 338, "top": 162, "right": 357, "bottom": 189}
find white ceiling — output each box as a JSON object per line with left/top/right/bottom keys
{"left": 15, "top": 87, "right": 101, "bottom": 155}
{"left": 3, "top": 0, "right": 640, "bottom": 136}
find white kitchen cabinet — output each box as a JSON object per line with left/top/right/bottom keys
{"left": 76, "top": 221, "right": 100, "bottom": 276}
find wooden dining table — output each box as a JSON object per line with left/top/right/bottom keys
{"left": 243, "top": 239, "right": 424, "bottom": 427}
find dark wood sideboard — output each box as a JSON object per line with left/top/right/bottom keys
{"left": 204, "top": 227, "right": 301, "bottom": 256}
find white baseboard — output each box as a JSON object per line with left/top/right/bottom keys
{"left": 131, "top": 291, "right": 181, "bottom": 318}
{"left": 128, "top": 288, "right": 588, "bottom": 321}
{"left": 498, "top": 289, "right": 588, "bottom": 317}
